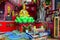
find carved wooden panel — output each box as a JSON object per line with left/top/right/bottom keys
{"left": 54, "top": 17, "right": 59, "bottom": 38}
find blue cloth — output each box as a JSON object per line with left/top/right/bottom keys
{"left": 39, "top": 32, "right": 48, "bottom": 37}
{"left": 8, "top": 35, "right": 21, "bottom": 40}
{"left": 4, "top": 32, "right": 14, "bottom": 36}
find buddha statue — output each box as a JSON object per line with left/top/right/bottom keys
{"left": 19, "top": 4, "right": 30, "bottom": 17}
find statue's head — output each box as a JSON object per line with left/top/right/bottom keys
{"left": 23, "top": 4, "right": 26, "bottom": 10}
{"left": 7, "top": 6, "right": 11, "bottom": 13}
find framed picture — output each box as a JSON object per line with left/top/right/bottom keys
{"left": 54, "top": 17, "right": 59, "bottom": 38}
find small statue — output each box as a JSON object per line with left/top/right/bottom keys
{"left": 7, "top": 6, "right": 10, "bottom": 13}
{"left": 6, "top": 6, "right": 12, "bottom": 21}
{"left": 37, "top": 0, "right": 46, "bottom": 22}
{"left": 7, "top": 6, "right": 11, "bottom": 15}
{"left": 19, "top": 4, "right": 30, "bottom": 17}
{"left": 33, "top": 26, "right": 37, "bottom": 35}
{"left": 40, "top": 25, "right": 45, "bottom": 32}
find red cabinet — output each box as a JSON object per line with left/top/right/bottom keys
{"left": 0, "top": 21, "right": 17, "bottom": 32}
{"left": 0, "top": 21, "right": 6, "bottom": 32}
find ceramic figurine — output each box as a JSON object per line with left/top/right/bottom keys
{"left": 37, "top": 0, "right": 46, "bottom": 22}
{"left": 40, "top": 25, "right": 45, "bottom": 32}
{"left": 33, "top": 26, "right": 37, "bottom": 35}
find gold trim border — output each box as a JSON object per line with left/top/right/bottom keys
{"left": 54, "top": 17, "right": 59, "bottom": 37}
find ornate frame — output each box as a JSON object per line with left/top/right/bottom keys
{"left": 54, "top": 17, "right": 59, "bottom": 38}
